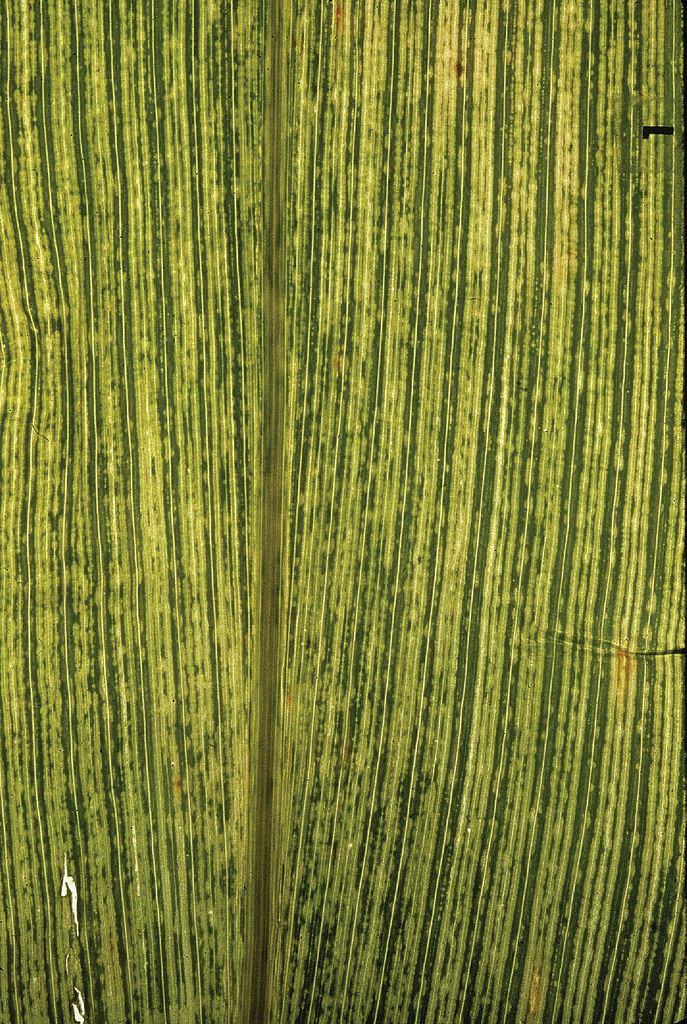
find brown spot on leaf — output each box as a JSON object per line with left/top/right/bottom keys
{"left": 613, "top": 647, "right": 635, "bottom": 704}
{"left": 528, "top": 964, "right": 542, "bottom": 1016}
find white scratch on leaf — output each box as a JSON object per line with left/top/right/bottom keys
{"left": 71, "top": 986, "right": 85, "bottom": 1022}
{"left": 61, "top": 855, "right": 79, "bottom": 937}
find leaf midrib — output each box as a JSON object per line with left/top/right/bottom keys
{"left": 247, "top": 3, "right": 286, "bottom": 1022}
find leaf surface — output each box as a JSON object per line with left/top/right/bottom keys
{"left": 0, "top": 1, "right": 684, "bottom": 1022}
